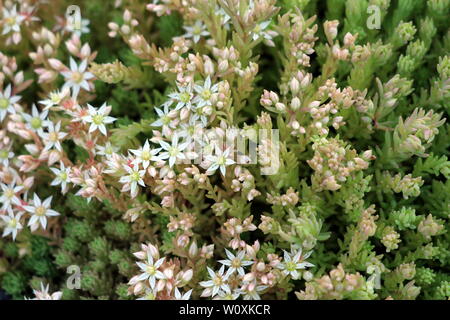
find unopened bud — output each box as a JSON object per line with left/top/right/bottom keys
{"left": 291, "top": 97, "right": 301, "bottom": 111}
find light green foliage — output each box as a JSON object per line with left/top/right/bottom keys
{"left": 0, "top": 0, "right": 449, "bottom": 301}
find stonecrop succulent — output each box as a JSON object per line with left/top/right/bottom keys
{"left": 0, "top": 0, "right": 449, "bottom": 301}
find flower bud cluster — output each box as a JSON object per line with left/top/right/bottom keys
{"left": 307, "top": 137, "right": 374, "bottom": 191}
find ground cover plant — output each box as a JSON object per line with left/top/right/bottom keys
{"left": 0, "top": 0, "right": 449, "bottom": 300}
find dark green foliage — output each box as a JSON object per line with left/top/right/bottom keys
{"left": 1, "top": 0, "right": 449, "bottom": 301}
{"left": 157, "top": 13, "right": 184, "bottom": 47}
{"left": 1, "top": 272, "right": 27, "bottom": 299}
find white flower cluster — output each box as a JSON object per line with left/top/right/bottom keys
{"left": 198, "top": 245, "right": 314, "bottom": 300}
{"left": 0, "top": 76, "right": 116, "bottom": 239}
{"left": 26, "top": 283, "right": 62, "bottom": 300}
{"left": 128, "top": 243, "right": 194, "bottom": 300}
{"left": 1, "top": 183, "right": 60, "bottom": 240}
{"left": 128, "top": 241, "right": 314, "bottom": 301}
{"left": 102, "top": 76, "right": 240, "bottom": 198}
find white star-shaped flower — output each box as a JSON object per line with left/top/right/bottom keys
{"left": 190, "top": 105, "right": 211, "bottom": 127}
{"left": 135, "top": 254, "right": 165, "bottom": 288}
{"left": 252, "top": 20, "right": 273, "bottom": 41}
{"left": 22, "top": 104, "right": 51, "bottom": 135}
{"left": 238, "top": 282, "right": 268, "bottom": 300}
{"left": 217, "top": 7, "right": 231, "bottom": 28}
{"left": 219, "top": 249, "right": 254, "bottom": 277}
{"left": 65, "top": 18, "right": 90, "bottom": 37}
{"left": 0, "top": 146, "right": 14, "bottom": 166}
{"left": 151, "top": 101, "right": 177, "bottom": 128}
{"left": 50, "top": 162, "right": 71, "bottom": 193}
{"left": 183, "top": 20, "right": 210, "bottom": 43}
{"left": 0, "top": 181, "right": 23, "bottom": 210}
{"left": 276, "top": 247, "right": 314, "bottom": 280}
{"left": 213, "top": 286, "right": 240, "bottom": 300}
{"left": 130, "top": 140, "right": 160, "bottom": 169}
{"left": 206, "top": 147, "right": 235, "bottom": 176}
{"left": 178, "top": 117, "right": 205, "bottom": 140}
{"left": 83, "top": 103, "right": 116, "bottom": 135}
{"left": 40, "top": 121, "right": 68, "bottom": 152}
{"left": 174, "top": 288, "right": 193, "bottom": 300}
{"left": 0, "top": 84, "right": 20, "bottom": 121}
{"left": 2, "top": 6, "right": 25, "bottom": 36}
{"left": 61, "top": 58, "right": 94, "bottom": 98}
{"left": 168, "top": 84, "right": 194, "bottom": 111}
{"left": 157, "top": 133, "right": 189, "bottom": 167}
{"left": 29, "top": 283, "right": 62, "bottom": 300}
{"left": 193, "top": 76, "right": 218, "bottom": 108}
{"left": 1, "top": 208, "right": 23, "bottom": 241}
{"left": 39, "top": 88, "right": 70, "bottom": 110}
{"left": 199, "top": 265, "right": 230, "bottom": 298}
{"left": 119, "top": 164, "right": 146, "bottom": 198}
{"left": 96, "top": 141, "right": 119, "bottom": 158}
{"left": 24, "top": 194, "right": 60, "bottom": 230}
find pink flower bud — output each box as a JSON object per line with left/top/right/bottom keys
{"left": 256, "top": 262, "right": 266, "bottom": 272}
{"left": 204, "top": 59, "right": 214, "bottom": 75}
{"left": 48, "top": 59, "right": 64, "bottom": 70}
{"left": 188, "top": 241, "right": 198, "bottom": 257}
{"left": 121, "top": 25, "right": 131, "bottom": 35}
{"left": 290, "top": 78, "right": 300, "bottom": 94}
{"left": 182, "top": 269, "right": 193, "bottom": 282}
{"left": 148, "top": 244, "right": 159, "bottom": 259}
{"left": 133, "top": 251, "right": 146, "bottom": 260}
{"left": 80, "top": 44, "right": 91, "bottom": 58}
{"left": 269, "top": 91, "right": 279, "bottom": 103}
{"left": 275, "top": 102, "right": 286, "bottom": 112}
{"left": 25, "top": 144, "right": 39, "bottom": 155}
{"left": 66, "top": 41, "right": 79, "bottom": 56}
{"left": 108, "top": 22, "right": 119, "bottom": 31}
{"left": 23, "top": 177, "right": 34, "bottom": 189}
{"left": 218, "top": 60, "right": 229, "bottom": 72}
{"left": 291, "top": 97, "right": 301, "bottom": 111}
{"left": 243, "top": 273, "right": 255, "bottom": 282}
{"left": 123, "top": 10, "right": 132, "bottom": 22}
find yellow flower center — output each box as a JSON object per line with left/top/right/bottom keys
{"left": 8, "top": 218, "right": 17, "bottom": 228}
{"left": 141, "top": 151, "right": 151, "bottom": 161}
{"left": 162, "top": 116, "right": 170, "bottom": 125}
{"left": 131, "top": 171, "right": 141, "bottom": 182}
{"left": 169, "top": 147, "right": 179, "bottom": 157}
{"left": 105, "top": 146, "right": 113, "bottom": 155}
{"left": 213, "top": 276, "right": 223, "bottom": 286}
{"left": 50, "top": 93, "right": 61, "bottom": 103}
{"left": 71, "top": 71, "right": 83, "bottom": 83}
{"left": 4, "top": 189, "right": 14, "bottom": 199}
{"left": 0, "top": 149, "right": 8, "bottom": 159}
{"left": 31, "top": 117, "right": 42, "bottom": 129}
{"left": 180, "top": 92, "right": 191, "bottom": 103}
{"left": 217, "top": 155, "right": 226, "bottom": 166}
{"left": 0, "top": 98, "right": 9, "bottom": 109}
{"left": 144, "top": 291, "right": 155, "bottom": 300}
{"left": 92, "top": 114, "right": 104, "bottom": 125}
{"left": 193, "top": 25, "right": 202, "bottom": 35}
{"left": 59, "top": 172, "right": 68, "bottom": 181}
{"left": 35, "top": 206, "right": 47, "bottom": 216}
{"left": 231, "top": 258, "right": 241, "bottom": 268}
{"left": 49, "top": 132, "right": 59, "bottom": 142}
{"left": 201, "top": 89, "right": 211, "bottom": 100}
{"left": 5, "top": 17, "right": 16, "bottom": 26}
{"left": 146, "top": 265, "right": 156, "bottom": 275}
{"left": 285, "top": 261, "right": 297, "bottom": 272}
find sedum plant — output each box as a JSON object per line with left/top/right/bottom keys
{"left": 0, "top": 0, "right": 449, "bottom": 300}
